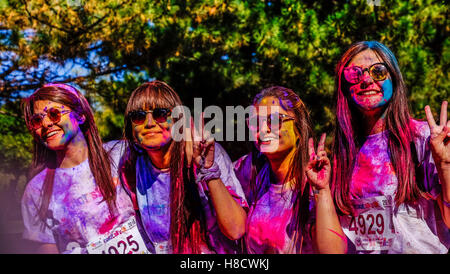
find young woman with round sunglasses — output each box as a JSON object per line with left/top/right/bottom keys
{"left": 118, "top": 80, "right": 248, "bottom": 254}
{"left": 332, "top": 41, "right": 450, "bottom": 253}
{"left": 233, "top": 86, "right": 346, "bottom": 254}
{"left": 20, "top": 83, "right": 147, "bottom": 254}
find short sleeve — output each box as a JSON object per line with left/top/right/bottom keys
{"left": 21, "top": 181, "right": 56, "bottom": 245}
{"left": 214, "top": 143, "right": 249, "bottom": 209}
{"left": 233, "top": 153, "right": 254, "bottom": 204}
{"left": 104, "top": 140, "right": 127, "bottom": 178}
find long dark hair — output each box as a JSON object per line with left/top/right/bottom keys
{"left": 332, "top": 41, "right": 423, "bottom": 215}
{"left": 248, "top": 86, "right": 313, "bottom": 244}
{"left": 22, "top": 83, "right": 117, "bottom": 222}
{"left": 120, "top": 80, "right": 208, "bottom": 253}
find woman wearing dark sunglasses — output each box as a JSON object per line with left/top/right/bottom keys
{"left": 234, "top": 86, "right": 346, "bottom": 254}
{"left": 21, "top": 83, "right": 144, "bottom": 254}
{"left": 118, "top": 80, "right": 247, "bottom": 254}
{"left": 332, "top": 41, "right": 450, "bottom": 253}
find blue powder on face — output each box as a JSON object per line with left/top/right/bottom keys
{"left": 376, "top": 79, "right": 393, "bottom": 107}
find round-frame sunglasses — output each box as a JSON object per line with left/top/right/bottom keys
{"left": 343, "top": 62, "right": 389, "bottom": 84}
{"left": 30, "top": 107, "right": 71, "bottom": 130}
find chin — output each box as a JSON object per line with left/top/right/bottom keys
{"left": 259, "top": 144, "right": 284, "bottom": 155}
{"left": 43, "top": 141, "right": 67, "bottom": 151}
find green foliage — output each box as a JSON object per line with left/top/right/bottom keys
{"left": 0, "top": 0, "right": 448, "bottom": 193}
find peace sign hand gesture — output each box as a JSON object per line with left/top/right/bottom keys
{"left": 425, "top": 101, "right": 450, "bottom": 167}
{"left": 190, "top": 113, "right": 215, "bottom": 169}
{"left": 306, "top": 133, "right": 331, "bottom": 191}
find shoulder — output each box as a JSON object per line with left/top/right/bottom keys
{"left": 213, "top": 142, "right": 227, "bottom": 156}
{"left": 22, "top": 169, "right": 47, "bottom": 202}
{"left": 410, "top": 119, "right": 431, "bottom": 140}
{"left": 233, "top": 153, "right": 252, "bottom": 172}
{"left": 103, "top": 140, "right": 127, "bottom": 157}
{"left": 104, "top": 140, "right": 128, "bottom": 169}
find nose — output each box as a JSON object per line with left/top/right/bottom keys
{"left": 259, "top": 119, "right": 271, "bottom": 135}
{"left": 41, "top": 115, "right": 55, "bottom": 128}
{"left": 144, "top": 113, "right": 157, "bottom": 128}
{"left": 360, "top": 70, "right": 373, "bottom": 89}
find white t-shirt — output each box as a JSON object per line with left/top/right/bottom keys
{"left": 341, "top": 120, "right": 450, "bottom": 254}
{"left": 21, "top": 141, "right": 137, "bottom": 253}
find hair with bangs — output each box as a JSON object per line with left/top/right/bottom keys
{"left": 22, "top": 83, "right": 117, "bottom": 223}
{"left": 249, "top": 86, "right": 313, "bottom": 252}
{"left": 120, "top": 80, "right": 208, "bottom": 253}
{"left": 331, "top": 41, "right": 423, "bottom": 215}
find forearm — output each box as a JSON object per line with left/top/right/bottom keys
{"left": 206, "top": 178, "right": 247, "bottom": 240}
{"left": 437, "top": 162, "right": 450, "bottom": 228}
{"left": 437, "top": 162, "right": 450, "bottom": 202}
{"left": 314, "top": 186, "right": 347, "bottom": 254}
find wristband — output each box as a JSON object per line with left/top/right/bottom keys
{"left": 195, "top": 157, "right": 222, "bottom": 191}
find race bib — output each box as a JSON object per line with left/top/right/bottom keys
{"left": 87, "top": 216, "right": 150, "bottom": 254}
{"left": 341, "top": 196, "right": 396, "bottom": 251}
{"left": 153, "top": 241, "right": 170, "bottom": 254}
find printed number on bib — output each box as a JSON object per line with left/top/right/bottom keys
{"left": 342, "top": 196, "right": 395, "bottom": 251}
{"left": 87, "top": 216, "right": 149, "bottom": 254}
{"left": 348, "top": 213, "right": 385, "bottom": 235}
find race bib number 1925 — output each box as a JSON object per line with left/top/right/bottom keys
{"left": 87, "top": 216, "right": 149, "bottom": 254}
{"left": 341, "top": 196, "right": 396, "bottom": 251}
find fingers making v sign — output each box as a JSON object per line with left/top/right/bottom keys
{"left": 425, "top": 101, "right": 450, "bottom": 167}
{"left": 306, "top": 133, "right": 331, "bottom": 191}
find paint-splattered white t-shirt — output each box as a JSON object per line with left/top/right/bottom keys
{"left": 233, "top": 153, "right": 315, "bottom": 254}
{"left": 134, "top": 142, "right": 248, "bottom": 254}
{"left": 21, "top": 141, "right": 136, "bottom": 253}
{"left": 341, "top": 120, "right": 450, "bottom": 254}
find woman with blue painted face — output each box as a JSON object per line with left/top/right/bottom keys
{"left": 331, "top": 41, "right": 450, "bottom": 253}
{"left": 118, "top": 80, "right": 247, "bottom": 254}
{"left": 21, "top": 83, "right": 141, "bottom": 254}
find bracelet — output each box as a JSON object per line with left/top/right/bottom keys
{"left": 195, "top": 158, "right": 222, "bottom": 191}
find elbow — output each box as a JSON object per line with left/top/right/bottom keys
{"left": 222, "top": 223, "right": 246, "bottom": 241}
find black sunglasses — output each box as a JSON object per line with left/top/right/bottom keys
{"left": 128, "top": 108, "right": 172, "bottom": 125}
{"left": 343, "top": 63, "right": 389, "bottom": 84}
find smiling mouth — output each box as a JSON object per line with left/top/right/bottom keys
{"left": 357, "top": 90, "right": 381, "bottom": 96}
{"left": 258, "top": 135, "right": 278, "bottom": 143}
{"left": 143, "top": 132, "right": 162, "bottom": 136}
{"left": 44, "top": 130, "right": 61, "bottom": 139}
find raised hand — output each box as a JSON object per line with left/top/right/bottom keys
{"left": 425, "top": 101, "right": 450, "bottom": 166}
{"left": 306, "top": 133, "right": 331, "bottom": 190}
{"left": 191, "top": 113, "right": 215, "bottom": 169}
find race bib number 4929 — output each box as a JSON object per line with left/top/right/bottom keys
{"left": 87, "top": 217, "right": 149, "bottom": 254}
{"left": 342, "top": 196, "right": 396, "bottom": 251}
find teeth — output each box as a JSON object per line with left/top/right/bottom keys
{"left": 360, "top": 91, "right": 378, "bottom": 95}
{"left": 46, "top": 131, "right": 59, "bottom": 138}
{"left": 261, "top": 137, "right": 276, "bottom": 142}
